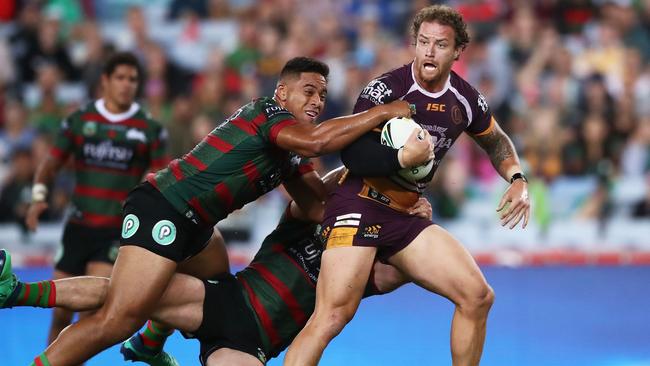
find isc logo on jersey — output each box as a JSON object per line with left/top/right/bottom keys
{"left": 361, "top": 79, "right": 393, "bottom": 104}
{"left": 381, "top": 117, "right": 434, "bottom": 182}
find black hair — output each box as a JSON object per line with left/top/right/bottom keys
{"left": 279, "top": 57, "right": 329, "bottom": 81}
{"left": 102, "top": 52, "right": 141, "bottom": 78}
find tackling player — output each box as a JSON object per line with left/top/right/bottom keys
{"left": 0, "top": 169, "right": 432, "bottom": 366}
{"left": 25, "top": 52, "right": 169, "bottom": 347}
{"left": 25, "top": 57, "right": 431, "bottom": 366}
{"left": 285, "top": 6, "right": 531, "bottom": 366}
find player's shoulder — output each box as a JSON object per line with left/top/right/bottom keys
{"left": 255, "top": 96, "right": 294, "bottom": 121}
{"left": 449, "top": 71, "right": 482, "bottom": 98}
{"left": 360, "top": 62, "right": 413, "bottom": 104}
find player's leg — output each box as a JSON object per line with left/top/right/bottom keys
{"left": 367, "top": 260, "right": 409, "bottom": 295}
{"left": 41, "top": 246, "right": 177, "bottom": 366}
{"left": 206, "top": 349, "right": 264, "bottom": 366}
{"left": 47, "top": 270, "right": 77, "bottom": 344}
{"left": 388, "top": 225, "right": 494, "bottom": 366}
{"left": 121, "top": 272, "right": 205, "bottom": 366}
{"left": 177, "top": 229, "right": 230, "bottom": 280}
{"left": 73, "top": 260, "right": 113, "bottom": 317}
{"left": 284, "top": 246, "right": 377, "bottom": 366}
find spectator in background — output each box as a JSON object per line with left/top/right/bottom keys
{"left": 0, "top": 100, "right": 36, "bottom": 164}
{"left": 18, "top": 16, "right": 78, "bottom": 83}
{"left": 28, "top": 63, "right": 66, "bottom": 136}
{"left": 0, "top": 147, "right": 35, "bottom": 232}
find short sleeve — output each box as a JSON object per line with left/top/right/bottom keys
{"left": 259, "top": 100, "right": 299, "bottom": 144}
{"left": 352, "top": 72, "right": 402, "bottom": 113}
{"left": 149, "top": 125, "right": 170, "bottom": 170}
{"left": 465, "top": 89, "right": 494, "bottom": 136}
{"left": 50, "top": 116, "right": 74, "bottom": 160}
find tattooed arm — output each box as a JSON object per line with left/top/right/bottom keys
{"left": 469, "top": 121, "right": 522, "bottom": 181}
{"left": 470, "top": 121, "right": 530, "bottom": 229}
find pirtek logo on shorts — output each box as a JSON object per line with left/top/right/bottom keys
{"left": 152, "top": 220, "right": 177, "bottom": 246}
{"left": 122, "top": 214, "right": 140, "bottom": 239}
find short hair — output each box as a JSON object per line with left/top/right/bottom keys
{"left": 412, "top": 5, "right": 470, "bottom": 51}
{"left": 102, "top": 52, "right": 141, "bottom": 78}
{"left": 279, "top": 57, "right": 329, "bottom": 81}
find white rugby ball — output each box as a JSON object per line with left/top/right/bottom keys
{"left": 380, "top": 117, "right": 434, "bottom": 182}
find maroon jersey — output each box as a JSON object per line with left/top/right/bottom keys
{"left": 353, "top": 62, "right": 495, "bottom": 192}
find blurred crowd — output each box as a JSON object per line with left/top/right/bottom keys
{"left": 0, "top": 0, "right": 648, "bottom": 235}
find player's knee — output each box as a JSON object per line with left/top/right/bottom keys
{"left": 94, "top": 308, "right": 145, "bottom": 341}
{"left": 458, "top": 282, "right": 494, "bottom": 316}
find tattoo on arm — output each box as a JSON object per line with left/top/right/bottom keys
{"left": 471, "top": 123, "right": 516, "bottom": 169}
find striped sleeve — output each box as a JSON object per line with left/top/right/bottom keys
{"left": 259, "top": 101, "right": 298, "bottom": 144}
{"left": 50, "top": 116, "right": 74, "bottom": 160}
{"left": 149, "top": 125, "right": 170, "bottom": 170}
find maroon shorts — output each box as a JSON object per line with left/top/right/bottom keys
{"left": 321, "top": 176, "right": 433, "bottom": 262}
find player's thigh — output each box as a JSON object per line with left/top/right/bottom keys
{"left": 315, "top": 246, "right": 377, "bottom": 312}
{"left": 206, "top": 348, "right": 263, "bottom": 366}
{"left": 388, "top": 225, "right": 488, "bottom": 302}
{"left": 369, "top": 261, "right": 409, "bottom": 294}
{"left": 100, "top": 245, "right": 177, "bottom": 319}
{"left": 177, "top": 229, "right": 230, "bottom": 280}
{"left": 151, "top": 273, "right": 205, "bottom": 332}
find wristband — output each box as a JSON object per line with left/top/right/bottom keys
{"left": 510, "top": 172, "right": 528, "bottom": 184}
{"left": 32, "top": 183, "right": 48, "bottom": 202}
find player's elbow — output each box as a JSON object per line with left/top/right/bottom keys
{"left": 299, "top": 138, "right": 328, "bottom": 157}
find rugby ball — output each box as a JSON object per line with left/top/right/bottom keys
{"left": 380, "top": 117, "right": 434, "bottom": 182}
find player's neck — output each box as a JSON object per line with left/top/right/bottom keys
{"left": 102, "top": 98, "right": 131, "bottom": 114}
{"left": 415, "top": 74, "right": 448, "bottom": 93}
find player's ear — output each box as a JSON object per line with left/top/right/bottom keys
{"left": 453, "top": 48, "right": 460, "bottom": 60}
{"left": 276, "top": 83, "right": 288, "bottom": 102}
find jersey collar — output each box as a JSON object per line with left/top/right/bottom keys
{"left": 95, "top": 99, "right": 140, "bottom": 123}
{"left": 408, "top": 61, "right": 450, "bottom": 98}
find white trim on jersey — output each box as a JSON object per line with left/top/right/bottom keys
{"left": 448, "top": 85, "right": 473, "bottom": 128}
{"left": 405, "top": 62, "right": 451, "bottom": 98}
{"left": 336, "top": 213, "right": 362, "bottom": 220}
{"left": 334, "top": 219, "right": 361, "bottom": 227}
{"left": 95, "top": 99, "right": 140, "bottom": 123}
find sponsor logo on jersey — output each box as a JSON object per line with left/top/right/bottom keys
{"left": 126, "top": 128, "right": 147, "bottom": 143}
{"left": 360, "top": 79, "right": 393, "bottom": 105}
{"left": 121, "top": 214, "right": 140, "bottom": 239}
{"left": 478, "top": 93, "right": 489, "bottom": 113}
{"left": 362, "top": 224, "right": 382, "bottom": 239}
{"left": 426, "top": 103, "right": 446, "bottom": 112}
{"left": 152, "top": 220, "right": 176, "bottom": 246}
{"left": 83, "top": 139, "right": 135, "bottom": 169}
{"left": 82, "top": 121, "right": 98, "bottom": 136}
{"left": 264, "top": 105, "right": 290, "bottom": 119}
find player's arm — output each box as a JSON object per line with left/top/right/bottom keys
{"left": 287, "top": 166, "right": 346, "bottom": 222}
{"left": 341, "top": 128, "right": 433, "bottom": 176}
{"left": 469, "top": 119, "right": 530, "bottom": 229}
{"left": 283, "top": 170, "right": 327, "bottom": 223}
{"left": 25, "top": 155, "right": 67, "bottom": 231}
{"left": 275, "top": 100, "right": 412, "bottom": 157}
{"left": 26, "top": 115, "right": 75, "bottom": 232}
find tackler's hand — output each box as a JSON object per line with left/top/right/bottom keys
{"left": 408, "top": 197, "right": 433, "bottom": 221}
{"left": 497, "top": 179, "right": 530, "bottom": 229}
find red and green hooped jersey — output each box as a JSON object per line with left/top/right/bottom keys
{"left": 147, "top": 97, "right": 313, "bottom": 226}
{"left": 52, "top": 100, "right": 168, "bottom": 228}
{"left": 236, "top": 210, "right": 321, "bottom": 358}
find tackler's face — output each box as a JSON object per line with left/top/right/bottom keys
{"left": 413, "top": 21, "right": 460, "bottom": 90}
{"left": 276, "top": 72, "right": 327, "bottom": 124}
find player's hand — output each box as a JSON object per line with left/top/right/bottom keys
{"left": 497, "top": 180, "right": 530, "bottom": 229}
{"left": 408, "top": 197, "right": 432, "bottom": 220}
{"left": 382, "top": 100, "right": 414, "bottom": 118}
{"left": 26, "top": 201, "right": 48, "bottom": 231}
{"left": 399, "top": 128, "right": 434, "bottom": 168}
